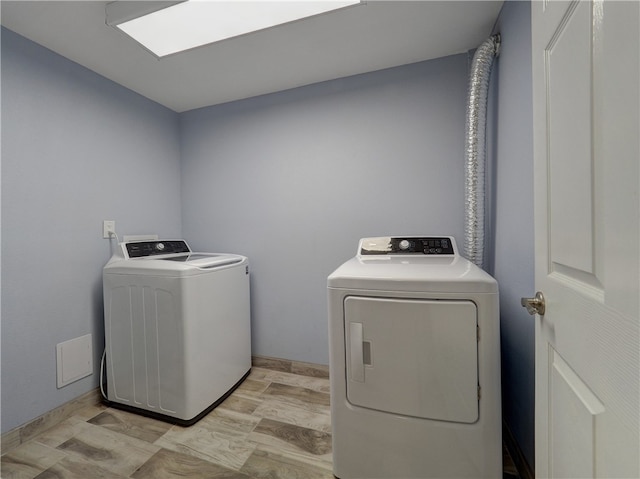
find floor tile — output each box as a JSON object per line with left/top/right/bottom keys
{"left": 290, "top": 362, "right": 329, "bottom": 379}
{"left": 250, "top": 442, "right": 334, "bottom": 473}
{"left": 261, "top": 383, "right": 330, "bottom": 407}
{"left": 200, "top": 408, "right": 261, "bottom": 435}
{"left": 70, "top": 404, "right": 107, "bottom": 422}
{"left": 233, "top": 377, "right": 270, "bottom": 398}
{"left": 241, "top": 447, "right": 334, "bottom": 479}
{"left": 18, "top": 392, "right": 100, "bottom": 446}
{"left": 34, "top": 455, "right": 128, "bottom": 479}
{"left": 264, "top": 372, "right": 331, "bottom": 394}
{"left": 31, "top": 419, "right": 94, "bottom": 450}
{"left": 217, "top": 394, "right": 262, "bottom": 415}
{"left": 154, "top": 413, "right": 258, "bottom": 471}
{"left": 55, "top": 424, "right": 159, "bottom": 477}
{"left": 252, "top": 398, "right": 331, "bottom": 433}
{"left": 1, "top": 441, "right": 66, "bottom": 479}
{"left": 249, "top": 418, "right": 332, "bottom": 460}
{"left": 88, "top": 409, "right": 172, "bottom": 443}
{"left": 131, "top": 448, "right": 251, "bottom": 479}
{"left": 250, "top": 369, "right": 330, "bottom": 394}
{"left": 252, "top": 357, "right": 292, "bottom": 373}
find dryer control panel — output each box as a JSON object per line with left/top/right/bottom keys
{"left": 359, "top": 236, "right": 456, "bottom": 256}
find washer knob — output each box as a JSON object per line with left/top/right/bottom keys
{"left": 399, "top": 240, "right": 411, "bottom": 251}
{"left": 156, "top": 242, "right": 165, "bottom": 251}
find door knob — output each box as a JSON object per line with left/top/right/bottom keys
{"left": 521, "top": 291, "right": 546, "bottom": 315}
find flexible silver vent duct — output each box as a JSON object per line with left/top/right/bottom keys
{"left": 464, "top": 34, "right": 500, "bottom": 268}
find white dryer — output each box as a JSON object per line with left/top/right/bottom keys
{"left": 328, "top": 236, "right": 501, "bottom": 478}
{"left": 103, "top": 239, "right": 251, "bottom": 425}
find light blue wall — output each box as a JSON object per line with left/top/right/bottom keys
{"left": 1, "top": 28, "right": 182, "bottom": 433}
{"left": 180, "top": 55, "right": 469, "bottom": 365}
{"left": 2, "top": 5, "right": 537, "bottom": 466}
{"left": 491, "top": 1, "right": 535, "bottom": 469}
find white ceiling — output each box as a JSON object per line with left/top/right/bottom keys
{"left": 1, "top": 1, "right": 503, "bottom": 113}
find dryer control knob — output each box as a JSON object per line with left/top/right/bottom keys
{"left": 399, "top": 240, "right": 411, "bottom": 250}
{"left": 156, "top": 243, "right": 165, "bottom": 251}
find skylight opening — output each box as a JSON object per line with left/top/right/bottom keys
{"left": 111, "top": 0, "right": 361, "bottom": 58}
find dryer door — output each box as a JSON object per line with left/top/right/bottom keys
{"left": 344, "top": 296, "right": 478, "bottom": 423}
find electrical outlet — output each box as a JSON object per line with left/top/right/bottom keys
{"left": 103, "top": 220, "right": 116, "bottom": 239}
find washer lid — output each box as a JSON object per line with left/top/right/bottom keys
{"left": 104, "top": 252, "right": 246, "bottom": 276}
{"left": 104, "top": 239, "right": 246, "bottom": 276}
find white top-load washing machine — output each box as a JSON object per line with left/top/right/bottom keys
{"left": 103, "top": 239, "right": 251, "bottom": 425}
{"left": 328, "top": 236, "right": 501, "bottom": 478}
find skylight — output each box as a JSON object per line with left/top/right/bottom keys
{"left": 109, "top": 0, "right": 361, "bottom": 58}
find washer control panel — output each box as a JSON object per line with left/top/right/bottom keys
{"left": 359, "top": 236, "right": 456, "bottom": 256}
{"left": 125, "top": 240, "right": 191, "bottom": 258}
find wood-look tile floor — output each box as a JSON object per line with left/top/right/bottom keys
{"left": 2, "top": 366, "right": 519, "bottom": 479}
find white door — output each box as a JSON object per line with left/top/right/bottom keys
{"left": 531, "top": 1, "right": 639, "bottom": 477}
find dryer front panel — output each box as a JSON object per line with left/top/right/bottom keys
{"left": 344, "top": 296, "right": 479, "bottom": 423}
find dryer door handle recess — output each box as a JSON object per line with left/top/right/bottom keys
{"left": 349, "top": 322, "right": 365, "bottom": 382}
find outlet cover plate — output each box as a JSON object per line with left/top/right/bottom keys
{"left": 103, "top": 220, "right": 116, "bottom": 239}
